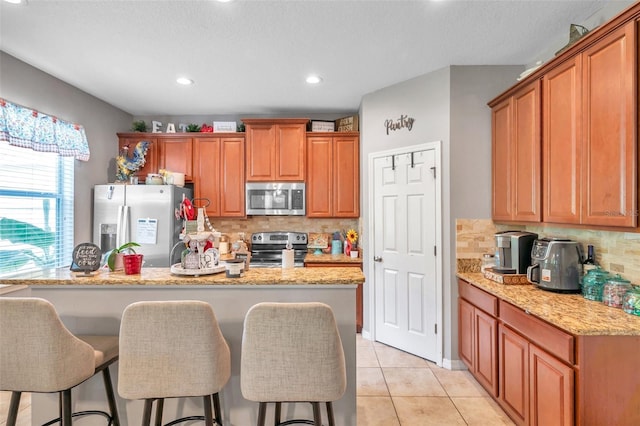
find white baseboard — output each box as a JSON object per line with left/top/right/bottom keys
{"left": 442, "top": 358, "right": 468, "bottom": 371}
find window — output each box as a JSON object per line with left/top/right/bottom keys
{"left": 0, "top": 141, "right": 74, "bottom": 277}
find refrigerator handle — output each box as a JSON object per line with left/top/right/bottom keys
{"left": 116, "top": 205, "right": 125, "bottom": 247}
{"left": 122, "top": 205, "right": 131, "bottom": 246}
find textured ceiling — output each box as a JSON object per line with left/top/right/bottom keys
{"left": 0, "top": 0, "right": 622, "bottom": 116}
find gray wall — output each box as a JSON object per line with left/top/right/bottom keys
{"left": 0, "top": 52, "right": 132, "bottom": 244}
{"left": 360, "top": 65, "right": 521, "bottom": 365}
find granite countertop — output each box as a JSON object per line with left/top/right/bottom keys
{"left": 304, "top": 252, "right": 363, "bottom": 264}
{"left": 458, "top": 272, "right": 640, "bottom": 336}
{"left": 1, "top": 267, "right": 365, "bottom": 287}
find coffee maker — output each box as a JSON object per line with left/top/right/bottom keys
{"left": 527, "top": 238, "right": 583, "bottom": 292}
{"left": 493, "top": 231, "right": 538, "bottom": 274}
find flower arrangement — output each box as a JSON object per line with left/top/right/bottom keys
{"left": 346, "top": 229, "right": 358, "bottom": 247}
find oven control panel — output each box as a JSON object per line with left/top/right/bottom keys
{"left": 251, "top": 232, "right": 307, "bottom": 245}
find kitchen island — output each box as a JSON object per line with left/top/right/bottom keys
{"left": 457, "top": 272, "right": 640, "bottom": 425}
{"left": 1, "top": 267, "right": 364, "bottom": 426}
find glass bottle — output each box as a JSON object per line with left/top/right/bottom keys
{"left": 583, "top": 244, "right": 597, "bottom": 276}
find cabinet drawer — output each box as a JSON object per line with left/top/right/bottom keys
{"left": 458, "top": 279, "right": 498, "bottom": 316}
{"left": 499, "top": 300, "right": 574, "bottom": 364}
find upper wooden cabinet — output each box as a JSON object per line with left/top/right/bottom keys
{"left": 307, "top": 133, "right": 360, "bottom": 218}
{"left": 158, "top": 137, "right": 193, "bottom": 181}
{"left": 117, "top": 135, "right": 159, "bottom": 181}
{"left": 193, "top": 135, "right": 245, "bottom": 218}
{"left": 543, "top": 21, "right": 636, "bottom": 227}
{"left": 243, "top": 118, "right": 308, "bottom": 181}
{"left": 491, "top": 5, "right": 639, "bottom": 228}
{"left": 491, "top": 80, "right": 541, "bottom": 223}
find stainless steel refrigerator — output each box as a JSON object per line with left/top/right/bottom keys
{"left": 93, "top": 184, "right": 192, "bottom": 267}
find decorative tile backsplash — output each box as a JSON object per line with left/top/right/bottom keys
{"left": 455, "top": 218, "right": 640, "bottom": 284}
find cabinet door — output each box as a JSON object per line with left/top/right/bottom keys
{"left": 245, "top": 123, "right": 276, "bottom": 181}
{"left": 193, "top": 138, "right": 221, "bottom": 217}
{"left": 475, "top": 308, "right": 498, "bottom": 397}
{"left": 306, "top": 136, "right": 333, "bottom": 217}
{"left": 220, "top": 138, "right": 245, "bottom": 217}
{"left": 543, "top": 57, "right": 582, "bottom": 224}
{"left": 159, "top": 137, "right": 193, "bottom": 181}
{"left": 499, "top": 324, "right": 529, "bottom": 426}
{"left": 276, "top": 123, "right": 306, "bottom": 180}
{"left": 581, "top": 21, "right": 636, "bottom": 227}
{"left": 118, "top": 137, "right": 158, "bottom": 180}
{"left": 333, "top": 136, "right": 360, "bottom": 217}
{"left": 458, "top": 298, "right": 475, "bottom": 370}
{"left": 512, "top": 80, "right": 541, "bottom": 222}
{"left": 529, "top": 345, "right": 574, "bottom": 426}
{"left": 492, "top": 98, "right": 513, "bottom": 221}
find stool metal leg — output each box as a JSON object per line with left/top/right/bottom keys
{"left": 102, "top": 366, "right": 120, "bottom": 426}
{"left": 6, "top": 391, "right": 21, "bottom": 426}
{"left": 142, "top": 399, "right": 153, "bottom": 426}
{"left": 311, "top": 402, "right": 321, "bottom": 426}
{"left": 274, "top": 402, "right": 282, "bottom": 425}
{"left": 61, "top": 389, "right": 72, "bottom": 426}
{"left": 212, "top": 393, "right": 223, "bottom": 425}
{"left": 203, "top": 395, "right": 214, "bottom": 425}
{"left": 154, "top": 398, "right": 164, "bottom": 426}
{"left": 326, "top": 402, "right": 335, "bottom": 426}
{"left": 257, "top": 402, "right": 267, "bottom": 426}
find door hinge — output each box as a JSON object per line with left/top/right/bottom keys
{"left": 434, "top": 245, "right": 437, "bottom": 256}
{"left": 430, "top": 166, "right": 436, "bottom": 178}
{"left": 434, "top": 324, "right": 437, "bottom": 334}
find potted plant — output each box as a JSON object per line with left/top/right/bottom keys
{"left": 131, "top": 120, "right": 147, "bottom": 132}
{"left": 106, "top": 242, "right": 140, "bottom": 272}
{"left": 186, "top": 123, "right": 201, "bottom": 132}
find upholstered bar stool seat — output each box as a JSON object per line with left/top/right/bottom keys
{"left": 241, "top": 302, "right": 347, "bottom": 426}
{"left": 118, "top": 300, "right": 231, "bottom": 426}
{"left": 0, "top": 297, "right": 120, "bottom": 426}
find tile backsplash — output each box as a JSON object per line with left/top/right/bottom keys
{"left": 455, "top": 218, "right": 640, "bottom": 284}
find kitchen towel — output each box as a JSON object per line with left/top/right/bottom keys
{"left": 282, "top": 249, "right": 294, "bottom": 269}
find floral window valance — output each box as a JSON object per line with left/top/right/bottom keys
{"left": 0, "top": 98, "right": 90, "bottom": 161}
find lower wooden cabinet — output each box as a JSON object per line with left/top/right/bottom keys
{"left": 458, "top": 285, "right": 498, "bottom": 397}
{"left": 305, "top": 261, "right": 363, "bottom": 332}
{"left": 459, "top": 278, "right": 640, "bottom": 426}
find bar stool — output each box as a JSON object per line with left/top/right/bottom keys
{"left": 241, "top": 302, "right": 347, "bottom": 426}
{"left": 118, "top": 300, "right": 230, "bottom": 426}
{"left": 0, "top": 297, "right": 120, "bottom": 426}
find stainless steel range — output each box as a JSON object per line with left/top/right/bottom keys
{"left": 250, "top": 232, "right": 308, "bottom": 268}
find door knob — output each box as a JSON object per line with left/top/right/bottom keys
{"left": 373, "top": 256, "right": 383, "bottom": 262}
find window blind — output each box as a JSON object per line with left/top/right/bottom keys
{"left": 0, "top": 141, "right": 74, "bottom": 277}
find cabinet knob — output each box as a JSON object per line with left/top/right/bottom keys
{"left": 373, "top": 256, "right": 383, "bottom": 262}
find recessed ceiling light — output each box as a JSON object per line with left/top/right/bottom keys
{"left": 4, "top": 0, "right": 27, "bottom": 4}
{"left": 216, "top": 0, "right": 235, "bottom": 3}
{"left": 176, "top": 77, "right": 194, "bottom": 86}
{"left": 306, "top": 75, "right": 323, "bottom": 84}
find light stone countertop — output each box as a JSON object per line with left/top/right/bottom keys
{"left": 458, "top": 272, "right": 640, "bottom": 336}
{"left": 1, "top": 266, "right": 365, "bottom": 286}
{"left": 304, "top": 252, "right": 363, "bottom": 264}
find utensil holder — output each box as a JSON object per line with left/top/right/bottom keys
{"left": 123, "top": 254, "right": 143, "bottom": 275}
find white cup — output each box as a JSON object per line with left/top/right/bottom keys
{"left": 350, "top": 250, "right": 358, "bottom": 258}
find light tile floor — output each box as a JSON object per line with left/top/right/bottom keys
{"left": 357, "top": 334, "right": 514, "bottom": 425}
{"left": 1, "top": 336, "right": 514, "bottom": 426}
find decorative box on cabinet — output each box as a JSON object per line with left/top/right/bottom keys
{"left": 306, "top": 133, "right": 360, "bottom": 218}
{"left": 193, "top": 135, "right": 245, "bottom": 217}
{"left": 305, "top": 260, "right": 363, "bottom": 333}
{"left": 243, "top": 118, "right": 308, "bottom": 181}
{"left": 490, "top": 80, "right": 541, "bottom": 223}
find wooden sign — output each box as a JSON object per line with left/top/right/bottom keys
{"left": 70, "top": 243, "right": 102, "bottom": 275}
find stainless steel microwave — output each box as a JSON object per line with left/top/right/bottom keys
{"left": 245, "top": 182, "right": 305, "bottom": 215}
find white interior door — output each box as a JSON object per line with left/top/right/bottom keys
{"left": 372, "top": 145, "right": 440, "bottom": 362}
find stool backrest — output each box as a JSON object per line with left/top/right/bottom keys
{"left": 0, "top": 297, "right": 95, "bottom": 392}
{"left": 241, "top": 302, "right": 346, "bottom": 402}
{"left": 118, "top": 300, "right": 230, "bottom": 399}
